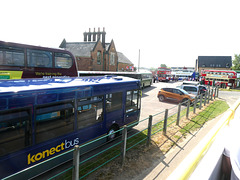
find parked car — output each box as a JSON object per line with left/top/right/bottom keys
{"left": 157, "top": 87, "right": 195, "bottom": 104}
{"left": 180, "top": 85, "right": 207, "bottom": 96}
{"left": 182, "top": 81, "right": 200, "bottom": 86}
{"left": 198, "top": 85, "right": 208, "bottom": 95}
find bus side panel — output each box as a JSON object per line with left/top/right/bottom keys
{"left": 0, "top": 122, "right": 105, "bottom": 179}
{"left": 105, "top": 110, "right": 124, "bottom": 129}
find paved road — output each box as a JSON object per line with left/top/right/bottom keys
{"left": 136, "top": 81, "right": 182, "bottom": 130}
{"left": 132, "top": 84, "right": 240, "bottom": 180}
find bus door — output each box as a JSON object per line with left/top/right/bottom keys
{"left": 125, "top": 90, "right": 140, "bottom": 125}
{"left": 105, "top": 92, "right": 124, "bottom": 128}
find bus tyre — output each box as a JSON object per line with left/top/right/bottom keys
{"left": 158, "top": 95, "right": 165, "bottom": 102}
{"left": 107, "top": 125, "right": 119, "bottom": 141}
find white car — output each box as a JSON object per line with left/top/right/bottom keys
{"left": 179, "top": 84, "right": 208, "bottom": 96}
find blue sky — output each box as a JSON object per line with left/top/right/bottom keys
{"left": 1, "top": 0, "right": 240, "bottom": 68}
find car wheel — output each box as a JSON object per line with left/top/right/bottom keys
{"left": 107, "top": 125, "right": 119, "bottom": 141}
{"left": 158, "top": 95, "right": 165, "bottom": 102}
{"left": 182, "top": 98, "right": 189, "bottom": 105}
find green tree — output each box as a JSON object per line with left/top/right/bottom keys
{"left": 232, "top": 54, "right": 240, "bottom": 70}
{"left": 160, "top": 64, "right": 167, "bottom": 68}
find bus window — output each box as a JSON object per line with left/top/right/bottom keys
{"left": 77, "top": 96, "right": 103, "bottom": 129}
{"left": 55, "top": 53, "right": 73, "bottom": 68}
{"left": 106, "top": 92, "right": 123, "bottom": 112}
{"left": 126, "top": 90, "right": 138, "bottom": 113}
{"left": 0, "top": 50, "right": 3, "bottom": 64}
{"left": 27, "top": 49, "right": 52, "bottom": 68}
{"left": 0, "top": 109, "right": 31, "bottom": 157}
{"left": 35, "top": 102, "right": 74, "bottom": 144}
{"left": 0, "top": 47, "right": 24, "bottom": 66}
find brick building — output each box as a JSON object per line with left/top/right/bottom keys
{"left": 196, "top": 56, "right": 232, "bottom": 73}
{"left": 59, "top": 28, "right": 134, "bottom": 72}
{"left": 117, "top": 52, "right": 134, "bottom": 71}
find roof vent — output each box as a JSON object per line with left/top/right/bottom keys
{"left": 113, "top": 77, "right": 123, "bottom": 81}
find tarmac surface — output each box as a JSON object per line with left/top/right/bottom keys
{"left": 132, "top": 90, "right": 239, "bottom": 180}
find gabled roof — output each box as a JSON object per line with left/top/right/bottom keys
{"left": 117, "top": 52, "right": 133, "bottom": 64}
{"left": 105, "top": 43, "right": 111, "bottom": 51}
{"left": 198, "top": 56, "right": 232, "bottom": 68}
{"left": 64, "top": 42, "right": 97, "bottom": 57}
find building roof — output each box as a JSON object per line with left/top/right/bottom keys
{"left": 117, "top": 52, "right": 133, "bottom": 65}
{"left": 64, "top": 42, "right": 97, "bottom": 57}
{"left": 198, "top": 56, "right": 232, "bottom": 68}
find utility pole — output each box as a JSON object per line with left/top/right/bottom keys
{"left": 138, "top": 49, "right": 140, "bottom": 72}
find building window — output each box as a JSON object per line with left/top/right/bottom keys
{"left": 110, "top": 52, "right": 115, "bottom": 65}
{"left": 202, "top": 64, "right": 206, "bottom": 67}
{"left": 226, "top": 63, "right": 229, "bottom": 68}
{"left": 97, "top": 51, "right": 101, "bottom": 65}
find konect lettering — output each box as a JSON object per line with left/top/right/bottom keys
{"left": 27, "top": 138, "right": 79, "bottom": 165}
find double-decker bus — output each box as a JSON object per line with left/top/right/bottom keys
{"left": 201, "top": 69, "right": 237, "bottom": 88}
{"left": 157, "top": 67, "right": 171, "bottom": 82}
{"left": 78, "top": 70, "right": 153, "bottom": 88}
{"left": 0, "top": 76, "right": 141, "bottom": 179}
{"left": 0, "top": 40, "right": 78, "bottom": 79}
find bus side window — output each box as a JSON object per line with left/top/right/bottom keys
{"left": 0, "top": 48, "right": 24, "bottom": 66}
{"left": 0, "top": 109, "right": 31, "bottom": 157}
{"left": 126, "top": 90, "right": 138, "bottom": 113}
{"left": 77, "top": 96, "right": 103, "bottom": 129}
{"left": 27, "top": 49, "right": 52, "bottom": 68}
{"left": 35, "top": 102, "right": 74, "bottom": 144}
{"left": 106, "top": 92, "right": 123, "bottom": 112}
{"left": 0, "top": 50, "right": 3, "bottom": 64}
{"left": 55, "top": 53, "right": 73, "bottom": 68}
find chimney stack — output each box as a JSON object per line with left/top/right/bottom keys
{"left": 93, "top": 28, "right": 96, "bottom": 41}
{"left": 102, "top": 27, "right": 106, "bottom": 48}
{"left": 97, "top": 27, "right": 101, "bottom": 41}
{"left": 88, "top": 28, "right": 92, "bottom": 41}
{"left": 83, "top": 27, "right": 106, "bottom": 45}
{"left": 83, "top": 32, "right": 87, "bottom": 42}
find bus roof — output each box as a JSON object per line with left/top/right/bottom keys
{"left": 202, "top": 69, "right": 236, "bottom": 73}
{"left": 0, "top": 76, "right": 140, "bottom": 93}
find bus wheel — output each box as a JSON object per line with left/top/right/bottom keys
{"left": 107, "top": 125, "right": 119, "bottom": 141}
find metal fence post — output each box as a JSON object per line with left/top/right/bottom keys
{"left": 147, "top": 115, "right": 153, "bottom": 147}
{"left": 186, "top": 99, "right": 190, "bottom": 119}
{"left": 207, "top": 88, "right": 210, "bottom": 104}
{"left": 176, "top": 104, "right": 181, "bottom": 126}
{"left": 199, "top": 94, "right": 203, "bottom": 110}
{"left": 72, "top": 145, "right": 80, "bottom": 180}
{"left": 193, "top": 96, "right": 197, "bottom": 114}
{"left": 214, "top": 88, "right": 216, "bottom": 99}
{"left": 211, "top": 89, "right": 213, "bottom": 101}
{"left": 121, "top": 125, "right": 127, "bottom": 166}
{"left": 163, "top": 109, "right": 168, "bottom": 135}
{"left": 204, "top": 91, "right": 207, "bottom": 106}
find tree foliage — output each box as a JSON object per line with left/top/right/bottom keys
{"left": 160, "top": 64, "right": 167, "bottom": 68}
{"left": 232, "top": 54, "right": 240, "bottom": 70}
